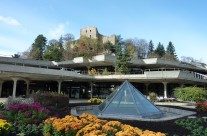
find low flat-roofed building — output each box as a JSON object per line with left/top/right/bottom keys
{"left": 0, "top": 54, "right": 207, "bottom": 99}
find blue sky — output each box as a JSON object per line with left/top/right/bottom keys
{"left": 0, "top": 0, "right": 206, "bottom": 62}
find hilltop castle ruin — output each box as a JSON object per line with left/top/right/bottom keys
{"left": 80, "top": 26, "right": 116, "bottom": 45}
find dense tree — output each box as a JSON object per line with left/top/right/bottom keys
{"left": 71, "top": 36, "right": 100, "bottom": 58}
{"left": 115, "top": 35, "right": 131, "bottom": 74}
{"left": 155, "top": 42, "right": 165, "bottom": 57}
{"left": 165, "top": 41, "right": 177, "bottom": 60}
{"left": 124, "top": 39, "right": 136, "bottom": 57}
{"left": 29, "top": 34, "right": 47, "bottom": 60}
{"left": 147, "top": 40, "right": 154, "bottom": 57}
{"left": 44, "top": 39, "right": 63, "bottom": 61}
{"left": 131, "top": 38, "right": 148, "bottom": 58}
{"left": 103, "top": 41, "right": 114, "bottom": 54}
{"left": 58, "top": 36, "right": 64, "bottom": 48}
{"left": 115, "top": 35, "right": 124, "bottom": 46}
{"left": 63, "top": 33, "right": 75, "bottom": 44}
{"left": 124, "top": 38, "right": 149, "bottom": 58}
{"left": 29, "top": 47, "right": 41, "bottom": 59}
{"left": 62, "top": 33, "right": 76, "bottom": 60}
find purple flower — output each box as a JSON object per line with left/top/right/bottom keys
{"left": 25, "top": 111, "right": 31, "bottom": 117}
{"left": 0, "top": 114, "right": 3, "bottom": 119}
{"left": 34, "top": 119, "right": 39, "bottom": 124}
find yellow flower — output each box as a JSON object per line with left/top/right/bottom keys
{"left": 0, "top": 119, "right": 11, "bottom": 131}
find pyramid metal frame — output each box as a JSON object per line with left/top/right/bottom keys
{"left": 96, "top": 80, "right": 164, "bottom": 119}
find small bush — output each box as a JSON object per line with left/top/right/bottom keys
{"left": 31, "top": 92, "right": 68, "bottom": 108}
{"left": 149, "top": 92, "right": 158, "bottom": 103}
{"left": 88, "top": 98, "right": 103, "bottom": 104}
{"left": 173, "top": 86, "right": 207, "bottom": 102}
{"left": 103, "top": 68, "right": 108, "bottom": 75}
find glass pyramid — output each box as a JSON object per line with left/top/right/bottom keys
{"left": 97, "top": 80, "right": 164, "bottom": 119}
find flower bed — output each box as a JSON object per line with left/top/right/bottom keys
{"left": 43, "top": 113, "right": 166, "bottom": 136}
{"left": 0, "top": 102, "right": 49, "bottom": 135}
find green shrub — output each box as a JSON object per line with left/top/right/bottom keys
{"left": 173, "top": 86, "right": 207, "bottom": 102}
{"left": 103, "top": 68, "right": 108, "bottom": 75}
{"left": 148, "top": 92, "right": 158, "bottom": 103}
{"left": 11, "top": 123, "right": 43, "bottom": 136}
{"left": 175, "top": 118, "right": 207, "bottom": 136}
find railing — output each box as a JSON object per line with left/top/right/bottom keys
{"left": 145, "top": 68, "right": 207, "bottom": 81}
{"left": 193, "top": 72, "right": 207, "bottom": 80}
{"left": 144, "top": 68, "right": 183, "bottom": 72}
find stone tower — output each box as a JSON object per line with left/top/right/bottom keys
{"left": 80, "top": 26, "right": 116, "bottom": 45}
{"left": 80, "top": 26, "right": 99, "bottom": 39}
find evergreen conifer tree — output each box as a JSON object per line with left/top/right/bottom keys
{"left": 166, "top": 41, "right": 177, "bottom": 60}
{"left": 115, "top": 35, "right": 131, "bottom": 74}
{"left": 29, "top": 34, "right": 47, "bottom": 60}
{"left": 148, "top": 40, "right": 154, "bottom": 57}
{"left": 155, "top": 42, "right": 165, "bottom": 57}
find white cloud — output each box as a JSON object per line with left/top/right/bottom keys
{"left": 48, "top": 24, "right": 65, "bottom": 39}
{"left": 0, "top": 16, "right": 20, "bottom": 26}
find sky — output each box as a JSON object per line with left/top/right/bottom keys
{"left": 0, "top": 0, "right": 207, "bottom": 63}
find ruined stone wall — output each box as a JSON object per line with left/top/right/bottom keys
{"left": 80, "top": 26, "right": 116, "bottom": 45}
{"left": 101, "top": 35, "right": 116, "bottom": 45}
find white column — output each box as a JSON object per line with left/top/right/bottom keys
{"left": 0, "top": 81, "right": 3, "bottom": 97}
{"left": 57, "top": 81, "right": 62, "bottom": 94}
{"left": 163, "top": 82, "right": 168, "bottom": 98}
{"left": 12, "top": 78, "right": 18, "bottom": 98}
{"left": 25, "top": 80, "right": 30, "bottom": 96}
